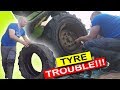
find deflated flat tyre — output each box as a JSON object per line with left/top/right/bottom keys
{"left": 18, "top": 44, "right": 56, "bottom": 79}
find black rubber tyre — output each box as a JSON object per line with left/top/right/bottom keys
{"left": 40, "top": 13, "right": 87, "bottom": 57}
{"left": 18, "top": 43, "right": 56, "bottom": 79}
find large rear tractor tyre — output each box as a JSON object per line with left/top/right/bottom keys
{"left": 40, "top": 13, "right": 88, "bottom": 57}
{"left": 39, "top": 13, "right": 88, "bottom": 79}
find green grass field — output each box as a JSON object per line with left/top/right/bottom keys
{"left": 0, "top": 11, "right": 42, "bottom": 79}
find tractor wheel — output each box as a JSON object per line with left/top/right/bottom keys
{"left": 18, "top": 43, "right": 56, "bottom": 79}
{"left": 39, "top": 13, "right": 88, "bottom": 79}
{"left": 40, "top": 12, "right": 88, "bottom": 57}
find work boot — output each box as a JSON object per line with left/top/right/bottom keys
{"left": 2, "top": 61, "right": 8, "bottom": 78}
{"left": 7, "top": 61, "right": 14, "bottom": 79}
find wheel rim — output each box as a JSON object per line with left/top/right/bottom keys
{"left": 59, "top": 29, "right": 79, "bottom": 52}
{"left": 59, "top": 22, "right": 85, "bottom": 54}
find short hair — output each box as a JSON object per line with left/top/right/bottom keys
{"left": 18, "top": 16, "right": 27, "bottom": 23}
{"left": 92, "top": 11, "right": 101, "bottom": 16}
{"left": 90, "top": 11, "right": 102, "bottom": 20}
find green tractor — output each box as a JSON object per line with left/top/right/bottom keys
{"left": 12, "top": 11, "right": 88, "bottom": 79}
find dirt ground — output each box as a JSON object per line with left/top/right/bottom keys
{"left": 98, "top": 72, "right": 120, "bottom": 79}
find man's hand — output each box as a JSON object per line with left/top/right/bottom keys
{"left": 22, "top": 36, "right": 31, "bottom": 46}
{"left": 25, "top": 39, "right": 31, "bottom": 45}
{"left": 75, "top": 38, "right": 81, "bottom": 44}
{"left": 21, "top": 41, "right": 29, "bottom": 47}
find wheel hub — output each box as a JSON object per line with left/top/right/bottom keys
{"left": 59, "top": 29, "right": 79, "bottom": 52}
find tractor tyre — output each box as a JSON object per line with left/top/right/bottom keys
{"left": 40, "top": 12, "right": 88, "bottom": 57}
{"left": 18, "top": 43, "right": 55, "bottom": 79}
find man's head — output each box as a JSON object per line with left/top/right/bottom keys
{"left": 18, "top": 16, "right": 28, "bottom": 27}
{"left": 90, "top": 11, "right": 102, "bottom": 21}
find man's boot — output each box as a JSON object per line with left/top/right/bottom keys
{"left": 2, "top": 61, "right": 8, "bottom": 78}
{"left": 7, "top": 61, "right": 14, "bottom": 79}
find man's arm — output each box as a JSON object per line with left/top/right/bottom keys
{"left": 75, "top": 25, "right": 100, "bottom": 43}
{"left": 9, "top": 29, "right": 29, "bottom": 47}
